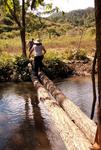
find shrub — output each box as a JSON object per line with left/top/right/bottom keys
{"left": 0, "top": 52, "right": 14, "bottom": 81}
{"left": 14, "top": 56, "right": 30, "bottom": 81}
{"left": 73, "top": 49, "right": 88, "bottom": 60}
{"left": 43, "top": 58, "right": 73, "bottom": 79}
{"left": 0, "top": 54, "right": 30, "bottom": 81}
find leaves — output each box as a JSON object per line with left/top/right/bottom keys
{"left": 31, "top": 0, "right": 44, "bottom": 9}
{"left": 45, "top": 3, "right": 52, "bottom": 11}
{"left": 4, "top": 0, "right": 13, "bottom": 13}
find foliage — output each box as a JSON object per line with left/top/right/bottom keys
{"left": 43, "top": 58, "right": 73, "bottom": 79}
{"left": 73, "top": 49, "right": 88, "bottom": 60}
{"left": 0, "top": 54, "right": 30, "bottom": 81}
{"left": 0, "top": 6, "right": 95, "bottom": 38}
{"left": 0, "top": 53, "right": 73, "bottom": 81}
{"left": 0, "top": 52, "right": 14, "bottom": 81}
{"left": 0, "top": 52, "right": 14, "bottom": 66}
{"left": 13, "top": 56, "right": 30, "bottom": 81}
{"left": 49, "top": 7, "right": 95, "bottom": 27}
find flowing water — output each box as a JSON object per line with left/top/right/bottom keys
{"left": 0, "top": 76, "right": 97, "bottom": 150}
{"left": 56, "top": 76, "right": 97, "bottom": 120}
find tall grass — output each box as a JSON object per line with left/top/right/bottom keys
{"left": 0, "top": 27, "right": 95, "bottom": 58}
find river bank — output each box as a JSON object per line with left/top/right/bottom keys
{"left": 0, "top": 57, "right": 95, "bottom": 82}
{"left": 67, "top": 59, "right": 95, "bottom": 76}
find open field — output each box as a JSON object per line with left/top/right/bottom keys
{"left": 0, "top": 29, "right": 96, "bottom": 60}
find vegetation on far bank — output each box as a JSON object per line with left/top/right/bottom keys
{"left": 0, "top": 46, "right": 92, "bottom": 82}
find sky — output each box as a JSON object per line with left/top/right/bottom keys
{"left": 45, "top": 0, "right": 94, "bottom": 12}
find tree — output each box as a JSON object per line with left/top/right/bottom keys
{"left": 2, "top": 0, "right": 26, "bottom": 56}
{"left": 1, "top": 0, "right": 54, "bottom": 57}
{"left": 93, "top": 0, "right": 101, "bottom": 149}
{"left": 2, "top": 0, "right": 46, "bottom": 57}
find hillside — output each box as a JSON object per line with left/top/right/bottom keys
{"left": 49, "top": 7, "right": 95, "bottom": 27}
{"left": 0, "top": 7, "right": 95, "bottom": 37}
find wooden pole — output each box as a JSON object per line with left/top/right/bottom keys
{"left": 38, "top": 72, "right": 97, "bottom": 144}
{"left": 31, "top": 76, "right": 92, "bottom": 149}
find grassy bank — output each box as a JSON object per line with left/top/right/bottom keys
{"left": 0, "top": 53, "right": 73, "bottom": 81}
{"left": 0, "top": 28, "right": 95, "bottom": 56}
{"left": 0, "top": 27, "right": 95, "bottom": 81}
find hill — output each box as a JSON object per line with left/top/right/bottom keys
{"left": 48, "top": 7, "right": 95, "bottom": 27}
{"left": 0, "top": 7, "right": 95, "bottom": 37}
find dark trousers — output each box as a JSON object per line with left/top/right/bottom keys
{"left": 34, "top": 55, "right": 43, "bottom": 76}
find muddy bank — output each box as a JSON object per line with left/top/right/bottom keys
{"left": 67, "top": 59, "right": 96, "bottom": 76}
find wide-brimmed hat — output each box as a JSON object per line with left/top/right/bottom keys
{"left": 34, "top": 39, "right": 41, "bottom": 44}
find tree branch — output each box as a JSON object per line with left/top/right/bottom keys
{"left": 5, "top": 0, "right": 21, "bottom": 28}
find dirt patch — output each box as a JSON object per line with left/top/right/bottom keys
{"left": 67, "top": 60, "right": 96, "bottom": 76}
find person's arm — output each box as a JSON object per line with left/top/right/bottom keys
{"left": 42, "top": 46, "right": 46, "bottom": 55}
{"left": 29, "top": 47, "right": 34, "bottom": 58}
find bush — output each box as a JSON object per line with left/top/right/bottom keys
{"left": 0, "top": 54, "right": 30, "bottom": 81}
{"left": 0, "top": 53, "right": 73, "bottom": 81}
{"left": 0, "top": 52, "right": 14, "bottom": 81}
{"left": 43, "top": 58, "right": 73, "bottom": 79}
{"left": 14, "top": 56, "right": 30, "bottom": 81}
{"left": 73, "top": 49, "right": 88, "bottom": 60}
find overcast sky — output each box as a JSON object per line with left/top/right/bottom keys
{"left": 45, "top": 0, "right": 94, "bottom": 12}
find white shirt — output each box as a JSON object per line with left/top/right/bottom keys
{"left": 32, "top": 44, "right": 43, "bottom": 56}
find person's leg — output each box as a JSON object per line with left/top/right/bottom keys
{"left": 34, "top": 57, "right": 38, "bottom": 76}
{"left": 31, "top": 59, "right": 34, "bottom": 71}
{"left": 39, "top": 55, "right": 44, "bottom": 71}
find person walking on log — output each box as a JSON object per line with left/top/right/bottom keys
{"left": 29, "top": 39, "right": 46, "bottom": 76}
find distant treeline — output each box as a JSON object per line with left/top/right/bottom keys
{"left": 49, "top": 7, "right": 95, "bottom": 27}
{"left": 0, "top": 7, "right": 95, "bottom": 38}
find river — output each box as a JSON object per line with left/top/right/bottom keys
{"left": 0, "top": 76, "right": 97, "bottom": 150}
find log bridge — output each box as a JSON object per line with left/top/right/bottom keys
{"left": 30, "top": 71, "right": 97, "bottom": 150}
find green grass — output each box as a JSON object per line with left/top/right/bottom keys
{"left": 0, "top": 26, "right": 95, "bottom": 60}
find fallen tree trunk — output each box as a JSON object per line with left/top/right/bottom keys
{"left": 38, "top": 72, "right": 97, "bottom": 144}
{"left": 31, "top": 76, "right": 92, "bottom": 149}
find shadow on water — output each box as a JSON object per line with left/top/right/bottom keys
{"left": 1, "top": 76, "right": 95, "bottom": 150}
{"left": 0, "top": 83, "right": 51, "bottom": 150}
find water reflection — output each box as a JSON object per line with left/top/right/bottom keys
{"left": 56, "top": 76, "right": 98, "bottom": 120}
{"left": 0, "top": 76, "right": 97, "bottom": 150}
{"left": 0, "top": 83, "right": 66, "bottom": 150}
{"left": 0, "top": 83, "right": 51, "bottom": 150}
